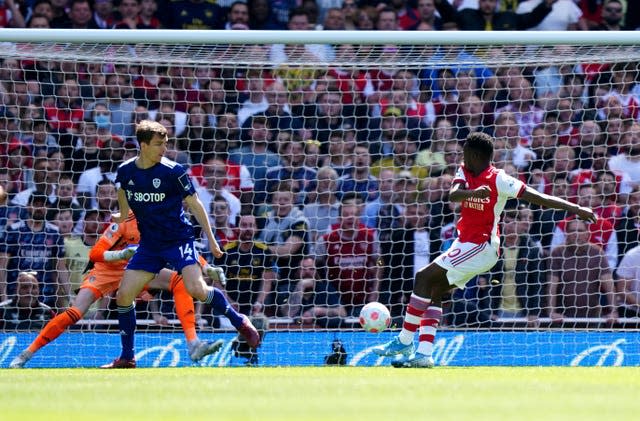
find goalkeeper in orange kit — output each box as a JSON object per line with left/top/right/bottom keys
{"left": 9, "top": 212, "right": 227, "bottom": 368}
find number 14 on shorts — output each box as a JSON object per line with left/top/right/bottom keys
{"left": 179, "top": 242, "right": 195, "bottom": 259}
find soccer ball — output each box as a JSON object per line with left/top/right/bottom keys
{"left": 359, "top": 302, "right": 391, "bottom": 333}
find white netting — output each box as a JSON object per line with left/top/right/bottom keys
{"left": 1, "top": 31, "right": 640, "bottom": 367}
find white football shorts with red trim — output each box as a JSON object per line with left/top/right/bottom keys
{"left": 433, "top": 239, "right": 499, "bottom": 289}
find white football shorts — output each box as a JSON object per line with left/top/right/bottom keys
{"left": 433, "top": 239, "right": 499, "bottom": 289}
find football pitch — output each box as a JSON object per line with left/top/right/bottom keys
{"left": 2, "top": 367, "right": 639, "bottom": 421}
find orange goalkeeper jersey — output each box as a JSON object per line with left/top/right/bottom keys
{"left": 88, "top": 213, "right": 140, "bottom": 276}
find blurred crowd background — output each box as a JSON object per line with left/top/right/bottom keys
{"left": 1, "top": 0, "right": 640, "bottom": 331}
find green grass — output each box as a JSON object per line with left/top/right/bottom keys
{"left": 2, "top": 367, "right": 639, "bottom": 421}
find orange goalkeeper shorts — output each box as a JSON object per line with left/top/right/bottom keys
{"left": 79, "top": 270, "right": 122, "bottom": 299}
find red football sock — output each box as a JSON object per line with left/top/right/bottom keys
{"left": 398, "top": 294, "right": 431, "bottom": 345}
{"left": 417, "top": 306, "right": 442, "bottom": 356}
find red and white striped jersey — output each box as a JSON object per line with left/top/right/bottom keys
{"left": 453, "top": 164, "right": 526, "bottom": 248}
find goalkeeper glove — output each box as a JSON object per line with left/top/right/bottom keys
{"left": 103, "top": 245, "right": 138, "bottom": 262}
{"left": 205, "top": 265, "right": 226, "bottom": 287}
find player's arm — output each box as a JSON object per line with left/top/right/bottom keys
{"left": 449, "top": 181, "right": 491, "bottom": 203}
{"left": 89, "top": 222, "right": 136, "bottom": 262}
{"left": 184, "top": 193, "right": 223, "bottom": 258}
{"left": 113, "top": 188, "right": 130, "bottom": 224}
{"left": 520, "top": 186, "right": 597, "bottom": 222}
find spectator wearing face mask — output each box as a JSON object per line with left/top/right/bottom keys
{"left": 84, "top": 73, "right": 136, "bottom": 139}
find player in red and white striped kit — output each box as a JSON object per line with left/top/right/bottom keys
{"left": 373, "top": 132, "right": 597, "bottom": 368}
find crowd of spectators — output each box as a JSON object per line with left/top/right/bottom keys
{"left": 1, "top": 0, "right": 640, "bottom": 331}
{"left": 0, "top": 0, "right": 638, "bottom": 32}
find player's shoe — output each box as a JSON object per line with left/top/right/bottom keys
{"left": 205, "top": 265, "right": 227, "bottom": 287}
{"left": 9, "top": 350, "right": 33, "bottom": 369}
{"left": 100, "top": 358, "right": 136, "bottom": 369}
{"left": 372, "top": 337, "right": 414, "bottom": 357}
{"left": 188, "top": 339, "right": 224, "bottom": 362}
{"left": 391, "top": 352, "right": 435, "bottom": 368}
{"left": 238, "top": 315, "right": 261, "bottom": 348}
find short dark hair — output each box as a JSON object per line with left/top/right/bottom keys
{"left": 503, "top": 203, "right": 527, "bottom": 219}
{"left": 340, "top": 192, "right": 363, "bottom": 214}
{"left": 377, "top": 6, "right": 397, "bottom": 19}
{"left": 274, "top": 180, "right": 294, "bottom": 194}
{"left": 251, "top": 115, "right": 268, "bottom": 127}
{"left": 553, "top": 173, "right": 569, "bottom": 183}
{"left": 29, "top": 192, "right": 48, "bottom": 205}
{"left": 289, "top": 7, "right": 309, "bottom": 22}
{"left": 563, "top": 72, "right": 584, "bottom": 86}
{"left": 84, "top": 209, "right": 100, "bottom": 219}
{"left": 576, "top": 183, "right": 595, "bottom": 195}
{"left": 229, "top": 1, "right": 248, "bottom": 10}
{"left": 28, "top": 13, "right": 50, "bottom": 24}
{"left": 83, "top": 119, "right": 97, "bottom": 128}
{"left": 97, "top": 179, "right": 116, "bottom": 188}
{"left": 464, "top": 132, "right": 494, "bottom": 160}
{"left": 211, "top": 195, "right": 229, "bottom": 213}
{"left": 341, "top": 191, "right": 363, "bottom": 204}
{"left": 53, "top": 208, "right": 72, "bottom": 218}
{"left": 136, "top": 119, "right": 168, "bottom": 145}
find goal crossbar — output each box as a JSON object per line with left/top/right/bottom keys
{"left": 0, "top": 29, "right": 638, "bottom": 46}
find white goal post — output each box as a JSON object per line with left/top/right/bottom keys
{"left": 0, "top": 29, "right": 639, "bottom": 367}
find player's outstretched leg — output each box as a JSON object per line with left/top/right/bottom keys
{"left": 10, "top": 290, "right": 96, "bottom": 368}
{"left": 201, "top": 268, "right": 260, "bottom": 349}
{"left": 391, "top": 306, "right": 442, "bottom": 368}
{"left": 181, "top": 264, "right": 261, "bottom": 349}
{"left": 204, "top": 287, "right": 261, "bottom": 348}
{"left": 165, "top": 271, "right": 224, "bottom": 362}
{"left": 188, "top": 339, "right": 224, "bottom": 362}
{"left": 373, "top": 262, "right": 449, "bottom": 365}
{"left": 371, "top": 294, "right": 424, "bottom": 357}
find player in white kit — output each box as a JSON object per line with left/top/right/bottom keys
{"left": 373, "top": 132, "right": 597, "bottom": 367}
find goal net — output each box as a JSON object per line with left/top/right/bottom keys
{"left": 1, "top": 30, "right": 639, "bottom": 367}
